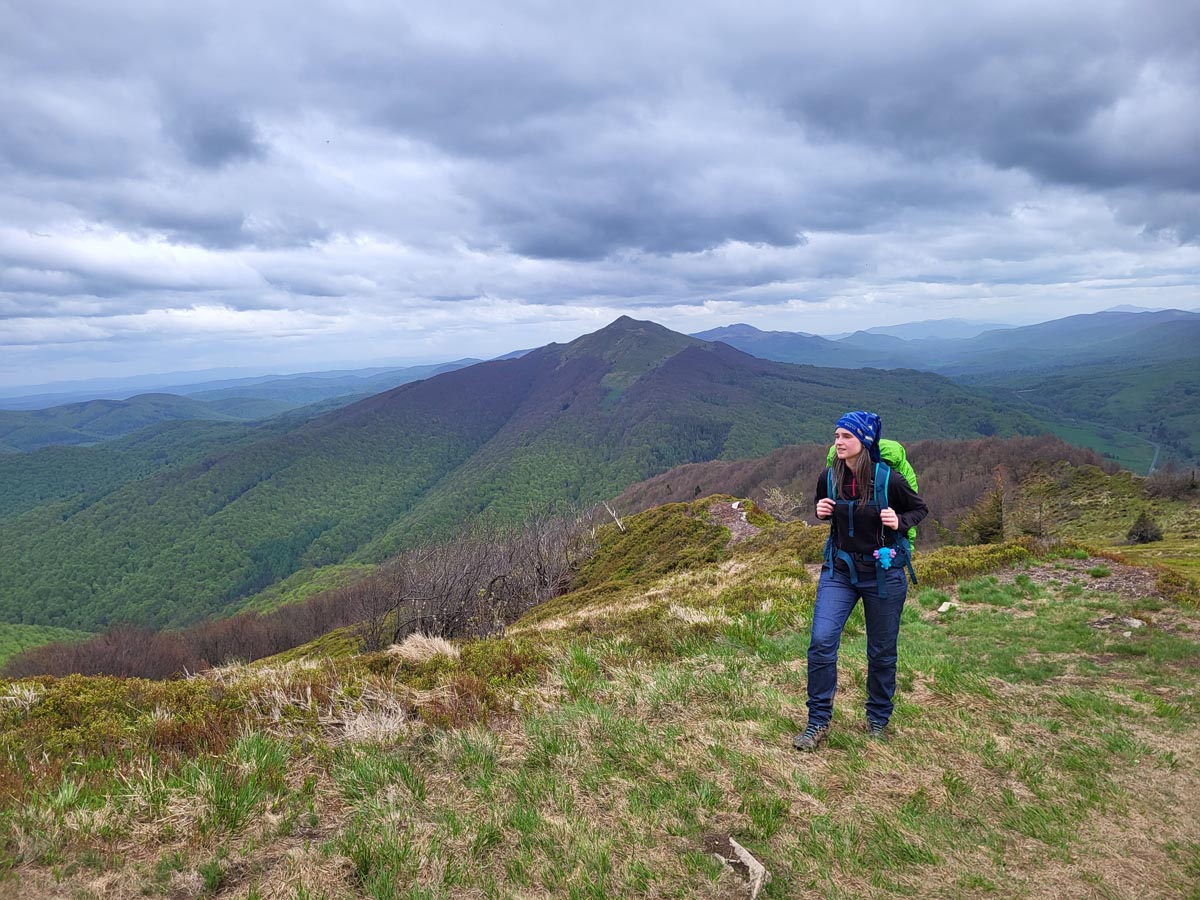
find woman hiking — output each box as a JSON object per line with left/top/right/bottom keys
{"left": 794, "top": 411, "right": 928, "bottom": 752}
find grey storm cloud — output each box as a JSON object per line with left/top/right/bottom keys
{"left": 0, "top": 0, "right": 1198, "bottom": 386}
{"left": 750, "top": 5, "right": 1200, "bottom": 202}
{"left": 6, "top": 1, "right": 1198, "bottom": 246}
{"left": 166, "top": 107, "right": 266, "bottom": 169}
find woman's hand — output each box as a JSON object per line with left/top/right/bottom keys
{"left": 816, "top": 498, "right": 835, "bottom": 519}
{"left": 880, "top": 507, "right": 899, "bottom": 530}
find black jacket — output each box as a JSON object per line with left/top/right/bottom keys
{"left": 815, "top": 466, "right": 928, "bottom": 560}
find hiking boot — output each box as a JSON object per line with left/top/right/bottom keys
{"left": 792, "top": 723, "right": 830, "bottom": 752}
{"left": 864, "top": 720, "right": 888, "bottom": 740}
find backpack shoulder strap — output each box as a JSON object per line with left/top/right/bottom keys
{"left": 823, "top": 466, "right": 837, "bottom": 558}
{"left": 872, "top": 462, "right": 891, "bottom": 509}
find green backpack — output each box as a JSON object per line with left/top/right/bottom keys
{"left": 824, "top": 438, "right": 919, "bottom": 545}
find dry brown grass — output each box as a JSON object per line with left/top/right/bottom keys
{"left": 917, "top": 721, "right": 1200, "bottom": 900}
{"left": 667, "top": 604, "right": 731, "bottom": 626}
{"left": 387, "top": 632, "right": 461, "bottom": 664}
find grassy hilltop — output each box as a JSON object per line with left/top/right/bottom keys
{"left": 2, "top": 463, "right": 1199, "bottom": 899}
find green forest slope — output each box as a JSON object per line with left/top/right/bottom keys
{"left": 0, "top": 623, "right": 91, "bottom": 666}
{"left": 0, "top": 420, "right": 279, "bottom": 520}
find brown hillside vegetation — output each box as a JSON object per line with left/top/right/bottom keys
{"left": 615, "top": 435, "right": 1112, "bottom": 542}
{"left": 3, "top": 509, "right": 596, "bottom": 682}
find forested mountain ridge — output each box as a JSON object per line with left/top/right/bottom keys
{"left": 697, "top": 308, "right": 1200, "bottom": 373}
{"left": 0, "top": 317, "right": 1042, "bottom": 631}
{"left": 691, "top": 324, "right": 902, "bottom": 369}
{"left": 697, "top": 308, "right": 1200, "bottom": 467}
{"left": 933, "top": 311, "right": 1200, "bottom": 376}
{"left": 0, "top": 362, "right": 482, "bottom": 450}
{"left": 180, "top": 359, "right": 480, "bottom": 411}
{"left": 0, "top": 394, "right": 249, "bottom": 453}
{"left": 0, "top": 353, "right": 552, "bottom": 630}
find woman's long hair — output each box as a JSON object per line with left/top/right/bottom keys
{"left": 833, "top": 448, "right": 874, "bottom": 501}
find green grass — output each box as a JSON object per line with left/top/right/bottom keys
{"left": 2, "top": 506, "right": 1199, "bottom": 897}
{"left": 1035, "top": 420, "right": 1158, "bottom": 473}
{"left": 0, "top": 622, "right": 92, "bottom": 665}
{"left": 231, "top": 562, "right": 377, "bottom": 614}
{"left": 1119, "top": 537, "right": 1200, "bottom": 579}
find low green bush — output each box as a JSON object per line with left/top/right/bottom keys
{"left": 915, "top": 540, "right": 1035, "bottom": 587}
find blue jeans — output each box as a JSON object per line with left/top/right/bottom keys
{"left": 806, "top": 563, "right": 908, "bottom": 727}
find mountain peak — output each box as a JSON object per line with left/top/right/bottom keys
{"left": 607, "top": 314, "right": 642, "bottom": 328}
{"left": 556, "top": 317, "right": 705, "bottom": 390}
{"left": 692, "top": 323, "right": 824, "bottom": 342}
{"left": 593, "top": 315, "right": 677, "bottom": 337}
{"left": 691, "top": 323, "right": 765, "bottom": 339}
{"left": 562, "top": 316, "right": 699, "bottom": 353}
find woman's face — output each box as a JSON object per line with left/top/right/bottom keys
{"left": 833, "top": 427, "right": 863, "bottom": 461}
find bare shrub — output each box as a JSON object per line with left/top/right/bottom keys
{"left": 760, "top": 486, "right": 805, "bottom": 522}
{"left": 348, "top": 569, "right": 410, "bottom": 653}
{"left": 375, "top": 504, "right": 599, "bottom": 644}
{"left": 1146, "top": 463, "right": 1198, "bottom": 500}
{"left": 3, "top": 625, "right": 199, "bottom": 680}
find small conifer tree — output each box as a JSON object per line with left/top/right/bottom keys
{"left": 1126, "top": 510, "right": 1163, "bottom": 544}
{"left": 959, "top": 468, "right": 1006, "bottom": 544}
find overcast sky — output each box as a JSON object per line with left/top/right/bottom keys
{"left": 1, "top": 0, "right": 1198, "bottom": 389}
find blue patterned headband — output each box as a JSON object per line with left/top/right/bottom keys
{"left": 835, "top": 411, "right": 882, "bottom": 462}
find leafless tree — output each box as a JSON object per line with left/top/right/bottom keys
{"left": 380, "top": 503, "right": 599, "bottom": 644}
{"left": 1146, "top": 463, "right": 1198, "bottom": 500}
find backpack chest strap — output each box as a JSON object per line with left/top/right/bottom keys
{"left": 828, "top": 465, "right": 891, "bottom": 541}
